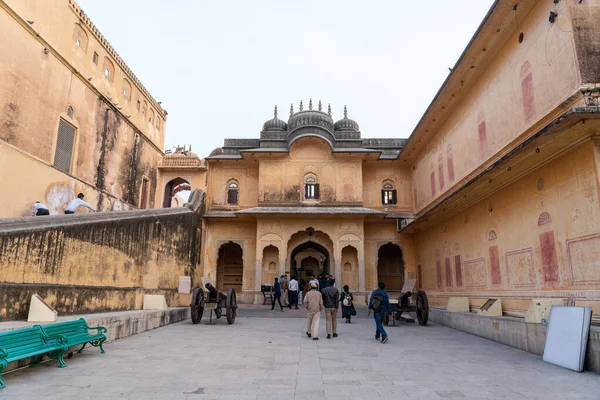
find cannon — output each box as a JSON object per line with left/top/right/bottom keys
{"left": 384, "top": 279, "right": 429, "bottom": 326}
{"left": 190, "top": 279, "right": 237, "bottom": 325}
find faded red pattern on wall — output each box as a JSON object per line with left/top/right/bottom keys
{"left": 454, "top": 254, "right": 462, "bottom": 287}
{"left": 520, "top": 61, "right": 536, "bottom": 120}
{"left": 445, "top": 257, "right": 452, "bottom": 287}
{"left": 540, "top": 231, "right": 559, "bottom": 283}
{"left": 436, "top": 260, "right": 442, "bottom": 288}
{"left": 438, "top": 154, "right": 445, "bottom": 192}
{"left": 447, "top": 145, "right": 455, "bottom": 183}
{"left": 478, "top": 120, "right": 488, "bottom": 157}
{"left": 430, "top": 169, "right": 436, "bottom": 197}
{"left": 489, "top": 245, "right": 501, "bottom": 285}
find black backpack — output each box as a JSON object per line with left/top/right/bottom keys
{"left": 371, "top": 292, "right": 384, "bottom": 312}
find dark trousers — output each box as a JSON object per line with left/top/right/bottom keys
{"left": 374, "top": 311, "right": 388, "bottom": 339}
{"left": 35, "top": 209, "right": 50, "bottom": 216}
{"left": 271, "top": 294, "right": 283, "bottom": 310}
{"left": 289, "top": 291, "right": 298, "bottom": 308}
{"left": 64, "top": 210, "right": 75, "bottom": 214}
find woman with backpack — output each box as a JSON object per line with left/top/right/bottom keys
{"left": 340, "top": 285, "right": 356, "bottom": 323}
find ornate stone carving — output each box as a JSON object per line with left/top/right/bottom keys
{"left": 488, "top": 230, "right": 497, "bottom": 241}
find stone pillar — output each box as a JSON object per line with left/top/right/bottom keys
{"left": 334, "top": 259, "right": 342, "bottom": 289}
{"left": 358, "top": 259, "right": 365, "bottom": 292}
{"left": 255, "top": 259, "right": 262, "bottom": 290}
{"left": 279, "top": 259, "right": 286, "bottom": 278}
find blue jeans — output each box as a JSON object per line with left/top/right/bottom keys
{"left": 374, "top": 311, "right": 388, "bottom": 339}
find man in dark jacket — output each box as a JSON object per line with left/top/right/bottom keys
{"left": 368, "top": 282, "right": 392, "bottom": 343}
{"left": 321, "top": 279, "right": 339, "bottom": 339}
{"left": 271, "top": 277, "right": 284, "bottom": 311}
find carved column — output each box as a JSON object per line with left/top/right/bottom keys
{"left": 255, "top": 259, "right": 262, "bottom": 291}
{"left": 334, "top": 259, "right": 342, "bottom": 288}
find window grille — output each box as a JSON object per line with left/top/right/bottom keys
{"left": 53, "top": 118, "right": 76, "bottom": 174}
{"left": 227, "top": 182, "right": 239, "bottom": 205}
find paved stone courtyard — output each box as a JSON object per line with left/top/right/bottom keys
{"left": 2, "top": 306, "right": 599, "bottom": 399}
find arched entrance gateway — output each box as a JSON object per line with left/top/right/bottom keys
{"left": 162, "top": 177, "right": 191, "bottom": 207}
{"left": 287, "top": 228, "right": 334, "bottom": 284}
{"left": 377, "top": 242, "right": 405, "bottom": 291}
{"left": 216, "top": 241, "right": 243, "bottom": 292}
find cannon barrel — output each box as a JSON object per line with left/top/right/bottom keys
{"left": 205, "top": 282, "right": 227, "bottom": 302}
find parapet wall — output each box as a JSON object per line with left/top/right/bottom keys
{"left": 0, "top": 190, "right": 204, "bottom": 321}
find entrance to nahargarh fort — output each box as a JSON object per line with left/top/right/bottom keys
{"left": 288, "top": 228, "right": 333, "bottom": 282}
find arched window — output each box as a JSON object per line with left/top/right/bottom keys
{"left": 142, "top": 101, "right": 148, "bottom": 117}
{"left": 72, "top": 24, "right": 88, "bottom": 52}
{"left": 66, "top": 106, "right": 74, "bottom": 118}
{"left": 103, "top": 57, "right": 114, "bottom": 82}
{"left": 304, "top": 174, "right": 319, "bottom": 200}
{"left": 148, "top": 108, "right": 155, "bottom": 124}
{"left": 122, "top": 79, "right": 132, "bottom": 101}
{"left": 227, "top": 180, "right": 239, "bottom": 205}
{"left": 381, "top": 180, "right": 397, "bottom": 205}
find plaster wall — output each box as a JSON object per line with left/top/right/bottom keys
{"left": 206, "top": 162, "right": 259, "bottom": 209}
{"left": 258, "top": 139, "right": 363, "bottom": 204}
{"left": 1, "top": 0, "right": 166, "bottom": 146}
{"left": 362, "top": 162, "right": 412, "bottom": 211}
{"left": 414, "top": 140, "right": 600, "bottom": 316}
{"left": 0, "top": 202, "right": 204, "bottom": 321}
{"left": 412, "top": 0, "right": 581, "bottom": 213}
{"left": 0, "top": 0, "right": 163, "bottom": 217}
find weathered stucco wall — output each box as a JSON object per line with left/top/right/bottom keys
{"left": 411, "top": 0, "right": 581, "bottom": 213}
{"left": 362, "top": 162, "right": 412, "bottom": 211}
{"left": 414, "top": 140, "right": 600, "bottom": 316}
{"left": 0, "top": 0, "right": 165, "bottom": 218}
{"left": 0, "top": 191, "right": 204, "bottom": 321}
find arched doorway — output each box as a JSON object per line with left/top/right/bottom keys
{"left": 217, "top": 241, "right": 243, "bottom": 291}
{"left": 163, "top": 177, "right": 191, "bottom": 208}
{"left": 290, "top": 241, "right": 330, "bottom": 282}
{"left": 377, "top": 242, "right": 404, "bottom": 291}
{"left": 286, "top": 228, "right": 334, "bottom": 284}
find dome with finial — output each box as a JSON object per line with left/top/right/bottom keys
{"left": 334, "top": 105, "right": 360, "bottom": 132}
{"left": 287, "top": 98, "right": 334, "bottom": 133}
{"left": 262, "top": 105, "right": 288, "bottom": 131}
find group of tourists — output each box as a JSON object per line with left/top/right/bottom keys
{"left": 270, "top": 274, "right": 394, "bottom": 344}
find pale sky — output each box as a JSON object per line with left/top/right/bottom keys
{"left": 77, "top": 0, "right": 495, "bottom": 157}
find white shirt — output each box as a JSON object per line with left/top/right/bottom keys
{"left": 289, "top": 279, "right": 299, "bottom": 291}
{"left": 309, "top": 278, "right": 319, "bottom": 288}
{"left": 32, "top": 202, "right": 49, "bottom": 215}
{"left": 65, "top": 198, "right": 96, "bottom": 212}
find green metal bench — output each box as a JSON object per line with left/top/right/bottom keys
{"left": 38, "top": 318, "right": 107, "bottom": 356}
{"left": 0, "top": 326, "right": 68, "bottom": 389}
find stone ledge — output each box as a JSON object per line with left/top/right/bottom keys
{"left": 430, "top": 308, "right": 600, "bottom": 373}
{"left": 0, "top": 307, "right": 189, "bottom": 373}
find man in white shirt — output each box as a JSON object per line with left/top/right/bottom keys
{"left": 288, "top": 276, "right": 299, "bottom": 310}
{"left": 309, "top": 275, "right": 319, "bottom": 291}
{"left": 64, "top": 193, "right": 96, "bottom": 214}
{"left": 32, "top": 201, "right": 50, "bottom": 216}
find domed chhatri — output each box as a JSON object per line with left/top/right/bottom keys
{"left": 287, "top": 98, "right": 335, "bottom": 133}
{"left": 334, "top": 105, "right": 359, "bottom": 132}
{"left": 262, "top": 105, "right": 288, "bottom": 131}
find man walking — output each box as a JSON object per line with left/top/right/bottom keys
{"left": 32, "top": 201, "right": 50, "bottom": 216}
{"left": 271, "top": 277, "right": 284, "bottom": 312}
{"left": 321, "top": 278, "right": 339, "bottom": 339}
{"left": 280, "top": 274, "right": 289, "bottom": 307}
{"left": 289, "top": 276, "right": 299, "bottom": 309}
{"left": 64, "top": 193, "right": 96, "bottom": 214}
{"left": 304, "top": 283, "right": 323, "bottom": 340}
{"left": 368, "top": 282, "right": 392, "bottom": 343}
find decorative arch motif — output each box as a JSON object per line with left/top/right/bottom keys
{"left": 122, "top": 79, "right": 132, "bottom": 101}
{"left": 381, "top": 179, "right": 397, "bottom": 205}
{"left": 520, "top": 61, "right": 536, "bottom": 120}
{"left": 103, "top": 57, "right": 115, "bottom": 82}
{"left": 437, "top": 153, "right": 445, "bottom": 191}
{"left": 538, "top": 212, "right": 552, "bottom": 226}
{"left": 488, "top": 230, "right": 497, "bottom": 241}
{"left": 72, "top": 23, "right": 88, "bottom": 52}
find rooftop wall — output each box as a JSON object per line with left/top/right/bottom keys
{"left": 0, "top": 190, "right": 205, "bottom": 321}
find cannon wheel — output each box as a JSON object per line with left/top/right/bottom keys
{"left": 226, "top": 288, "right": 237, "bottom": 325}
{"left": 190, "top": 287, "right": 205, "bottom": 324}
{"left": 416, "top": 290, "right": 429, "bottom": 326}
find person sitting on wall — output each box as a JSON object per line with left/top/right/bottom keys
{"left": 64, "top": 193, "right": 97, "bottom": 214}
{"left": 32, "top": 201, "right": 50, "bottom": 216}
